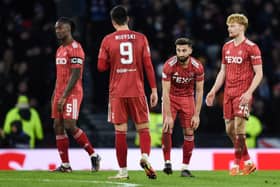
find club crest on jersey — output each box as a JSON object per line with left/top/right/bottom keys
{"left": 225, "top": 56, "right": 243, "bottom": 64}
{"left": 56, "top": 57, "right": 67, "bottom": 64}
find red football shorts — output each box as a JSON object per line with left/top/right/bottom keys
{"left": 52, "top": 95, "right": 82, "bottom": 120}
{"left": 223, "top": 93, "right": 252, "bottom": 120}
{"left": 108, "top": 96, "right": 149, "bottom": 124}
{"left": 163, "top": 95, "right": 195, "bottom": 128}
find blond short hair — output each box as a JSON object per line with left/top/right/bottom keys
{"left": 226, "top": 13, "right": 248, "bottom": 30}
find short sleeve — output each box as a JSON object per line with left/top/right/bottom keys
{"left": 195, "top": 63, "right": 204, "bottom": 81}
{"left": 250, "top": 45, "right": 262, "bottom": 65}
{"left": 69, "top": 42, "right": 84, "bottom": 68}
{"left": 221, "top": 44, "right": 226, "bottom": 65}
{"left": 162, "top": 62, "right": 172, "bottom": 81}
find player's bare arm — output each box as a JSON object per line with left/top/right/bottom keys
{"left": 162, "top": 80, "right": 173, "bottom": 133}
{"left": 239, "top": 64, "right": 263, "bottom": 105}
{"left": 206, "top": 64, "right": 226, "bottom": 106}
{"left": 58, "top": 68, "right": 81, "bottom": 112}
{"left": 150, "top": 88, "right": 158, "bottom": 108}
{"left": 191, "top": 80, "right": 204, "bottom": 130}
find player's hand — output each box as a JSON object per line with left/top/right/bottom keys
{"left": 205, "top": 91, "right": 215, "bottom": 106}
{"left": 163, "top": 116, "right": 173, "bottom": 133}
{"left": 150, "top": 91, "right": 158, "bottom": 108}
{"left": 57, "top": 97, "right": 66, "bottom": 113}
{"left": 191, "top": 115, "right": 200, "bottom": 130}
{"left": 239, "top": 91, "right": 252, "bottom": 105}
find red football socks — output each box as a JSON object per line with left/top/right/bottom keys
{"left": 234, "top": 134, "right": 246, "bottom": 165}
{"left": 72, "top": 128, "right": 94, "bottom": 155}
{"left": 115, "top": 130, "right": 127, "bottom": 168}
{"left": 183, "top": 135, "right": 194, "bottom": 164}
{"left": 162, "top": 132, "right": 172, "bottom": 161}
{"left": 56, "top": 134, "right": 69, "bottom": 163}
{"left": 138, "top": 128, "right": 151, "bottom": 155}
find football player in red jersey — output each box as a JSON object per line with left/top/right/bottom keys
{"left": 51, "top": 17, "right": 100, "bottom": 172}
{"left": 206, "top": 13, "right": 263, "bottom": 176}
{"left": 98, "top": 5, "right": 158, "bottom": 180}
{"left": 161, "top": 38, "right": 204, "bottom": 177}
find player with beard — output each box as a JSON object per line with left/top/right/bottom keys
{"left": 161, "top": 37, "right": 204, "bottom": 177}
{"left": 206, "top": 13, "right": 263, "bottom": 176}
{"left": 52, "top": 17, "right": 100, "bottom": 172}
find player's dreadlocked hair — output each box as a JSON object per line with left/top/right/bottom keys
{"left": 57, "top": 17, "right": 76, "bottom": 33}
{"left": 175, "top": 37, "right": 193, "bottom": 48}
{"left": 110, "top": 5, "right": 128, "bottom": 25}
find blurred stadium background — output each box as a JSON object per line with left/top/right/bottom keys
{"left": 0, "top": 0, "right": 280, "bottom": 150}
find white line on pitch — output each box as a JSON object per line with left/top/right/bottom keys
{"left": 0, "top": 178, "right": 141, "bottom": 187}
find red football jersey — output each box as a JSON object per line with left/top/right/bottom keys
{"left": 162, "top": 56, "right": 204, "bottom": 97}
{"left": 54, "top": 40, "right": 84, "bottom": 98}
{"left": 98, "top": 30, "right": 156, "bottom": 97}
{"left": 222, "top": 38, "right": 262, "bottom": 96}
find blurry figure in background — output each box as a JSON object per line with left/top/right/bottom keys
{"left": 3, "top": 95, "right": 43, "bottom": 148}
{"left": 135, "top": 112, "right": 162, "bottom": 148}
{"left": 1, "top": 120, "right": 30, "bottom": 148}
{"left": 246, "top": 114, "right": 262, "bottom": 148}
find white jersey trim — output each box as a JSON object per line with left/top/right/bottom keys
{"left": 191, "top": 58, "right": 200, "bottom": 69}
{"left": 245, "top": 39, "right": 255, "bottom": 46}
{"left": 225, "top": 39, "right": 234, "bottom": 44}
{"left": 168, "top": 56, "right": 177, "bottom": 67}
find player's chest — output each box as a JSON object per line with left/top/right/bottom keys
{"left": 224, "top": 46, "right": 249, "bottom": 64}
{"left": 56, "top": 49, "right": 70, "bottom": 65}
{"left": 171, "top": 67, "right": 194, "bottom": 84}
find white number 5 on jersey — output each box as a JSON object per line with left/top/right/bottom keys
{"left": 120, "top": 42, "right": 133, "bottom": 64}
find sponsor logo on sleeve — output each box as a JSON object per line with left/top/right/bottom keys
{"left": 56, "top": 58, "right": 67, "bottom": 64}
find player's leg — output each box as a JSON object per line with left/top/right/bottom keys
{"left": 53, "top": 118, "right": 72, "bottom": 172}
{"left": 224, "top": 119, "right": 240, "bottom": 176}
{"left": 181, "top": 127, "right": 195, "bottom": 177}
{"left": 236, "top": 103, "right": 255, "bottom": 175}
{"left": 63, "top": 97, "right": 100, "bottom": 172}
{"left": 162, "top": 124, "right": 173, "bottom": 175}
{"left": 51, "top": 98, "right": 71, "bottom": 172}
{"left": 162, "top": 116, "right": 174, "bottom": 175}
{"left": 234, "top": 117, "right": 255, "bottom": 175}
{"left": 64, "top": 119, "right": 100, "bottom": 171}
{"left": 223, "top": 94, "right": 240, "bottom": 175}
{"left": 225, "top": 119, "right": 235, "bottom": 144}
{"left": 232, "top": 97, "right": 255, "bottom": 175}
{"left": 162, "top": 95, "right": 178, "bottom": 175}
{"left": 108, "top": 97, "right": 129, "bottom": 179}
{"left": 179, "top": 97, "right": 195, "bottom": 177}
{"left": 130, "top": 96, "right": 156, "bottom": 179}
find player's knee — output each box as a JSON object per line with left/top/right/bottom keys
{"left": 137, "top": 128, "right": 149, "bottom": 133}
{"left": 183, "top": 128, "right": 194, "bottom": 136}
{"left": 184, "top": 134, "right": 194, "bottom": 141}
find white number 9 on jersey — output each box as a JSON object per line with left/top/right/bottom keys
{"left": 120, "top": 42, "right": 133, "bottom": 64}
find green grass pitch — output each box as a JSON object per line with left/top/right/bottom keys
{"left": 0, "top": 170, "right": 279, "bottom": 187}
